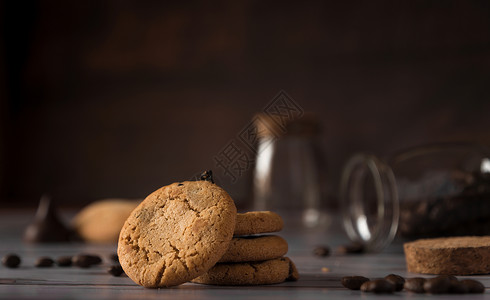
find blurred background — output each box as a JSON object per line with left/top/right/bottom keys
{"left": 1, "top": 0, "right": 490, "bottom": 209}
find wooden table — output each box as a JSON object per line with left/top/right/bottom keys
{"left": 0, "top": 211, "right": 489, "bottom": 299}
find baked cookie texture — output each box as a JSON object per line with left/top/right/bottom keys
{"left": 404, "top": 236, "right": 490, "bottom": 275}
{"left": 118, "top": 181, "right": 237, "bottom": 288}
{"left": 219, "top": 235, "right": 288, "bottom": 263}
{"left": 191, "top": 257, "right": 294, "bottom": 285}
{"left": 72, "top": 199, "right": 140, "bottom": 243}
{"left": 234, "top": 211, "right": 284, "bottom": 236}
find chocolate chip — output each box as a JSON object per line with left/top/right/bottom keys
{"left": 56, "top": 256, "right": 72, "bottom": 267}
{"left": 449, "top": 280, "right": 469, "bottom": 294}
{"left": 199, "top": 170, "right": 214, "bottom": 184}
{"left": 460, "top": 279, "right": 485, "bottom": 293}
{"left": 337, "top": 242, "right": 365, "bottom": 254}
{"left": 384, "top": 274, "right": 405, "bottom": 291}
{"left": 341, "top": 276, "right": 370, "bottom": 290}
{"left": 177, "top": 183, "right": 184, "bottom": 186}
{"left": 2, "top": 254, "right": 21, "bottom": 268}
{"left": 35, "top": 257, "right": 54, "bottom": 267}
{"left": 108, "top": 265, "right": 124, "bottom": 277}
{"left": 360, "top": 279, "right": 395, "bottom": 293}
{"left": 424, "top": 276, "right": 451, "bottom": 294}
{"left": 313, "top": 246, "right": 330, "bottom": 257}
{"left": 404, "top": 277, "right": 426, "bottom": 293}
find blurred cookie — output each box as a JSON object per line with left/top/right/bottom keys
{"left": 234, "top": 211, "right": 284, "bottom": 236}
{"left": 192, "top": 257, "right": 292, "bottom": 285}
{"left": 118, "top": 181, "right": 237, "bottom": 288}
{"left": 219, "top": 235, "right": 288, "bottom": 263}
{"left": 72, "top": 199, "right": 140, "bottom": 243}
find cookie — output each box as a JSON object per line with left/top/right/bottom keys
{"left": 118, "top": 181, "right": 237, "bottom": 287}
{"left": 72, "top": 199, "right": 140, "bottom": 243}
{"left": 219, "top": 235, "right": 288, "bottom": 263}
{"left": 234, "top": 211, "right": 284, "bottom": 236}
{"left": 404, "top": 236, "right": 490, "bottom": 275}
{"left": 191, "top": 257, "right": 292, "bottom": 285}
{"left": 286, "top": 257, "right": 300, "bottom": 281}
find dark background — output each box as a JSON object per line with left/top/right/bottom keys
{"left": 1, "top": 1, "right": 490, "bottom": 209}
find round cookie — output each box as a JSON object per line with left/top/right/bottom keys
{"left": 118, "top": 181, "right": 237, "bottom": 288}
{"left": 219, "top": 235, "right": 288, "bottom": 263}
{"left": 192, "top": 257, "right": 291, "bottom": 285}
{"left": 404, "top": 236, "right": 490, "bottom": 275}
{"left": 234, "top": 211, "right": 284, "bottom": 236}
{"left": 72, "top": 199, "right": 140, "bottom": 243}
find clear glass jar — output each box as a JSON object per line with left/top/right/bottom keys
{"left": 253, "top": 113, "right": 330, "bottom": 229}
{"left": 340, "top": 142, "right": 490, "bottom": 252}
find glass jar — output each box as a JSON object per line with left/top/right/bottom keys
{"left": 340, "top": 142, "right": 490, "bottom": 252}
{"left": 252, "top": 113, "right": 330, "bottom": 229}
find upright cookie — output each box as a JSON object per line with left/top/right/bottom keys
{"left": 219, "top": 235, "right": 288, "bottom": 263}
{"left": 234, "top": 211, "right": 283, "bottom": 236}
{"left": 72, "top": 199, "right": 140, "bottom": 243}
{"left": 192, "top": 257, "right": 291, "bottom": 285}
{"left": 118, "top": 181, "right": 237, "bottom": 287}
{"left": 404, "top": 236, "right": 490, "bottom": 275}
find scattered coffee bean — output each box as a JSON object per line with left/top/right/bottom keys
{"left": 449, "top": 280, "right": 469, "bottom": 294}
{"left": 108, "top": 265, "right": 124, "bottom": 277}
{"left": 2, "top": 254, "right": 21, "bottom": 268}
{"left": 199, "top": 170, "right": 214, "bottom": 184}
{"left": 110, "top": 253, "right": 119, "bottom": 263}
{"left": 460, "top": 279, "right": 485, "bottom": 293}
{"left": 56, "top": 256, "right": 72, "bottom": 267}
{"left": 384, "top": 274, "right": 405, "bottom": 291}
{"left": 424, "top": 276, "right": 451, "bottom": 294}
{"left": 360, "top": 279, "right": 395, "bottom": 293}
{"left": 35, "top": 257, "right": 54, "bottom": 267}
{"left": 85, "top": 254, "right": 102, "bottom": 265}
{"left": 341, "top": 276, "right": 370, "bottom": 290}
{"left": 313, "top": 246, "right": 330, "bottom": 257}
{"left": 337, "top": 242, "right": 365, "bottom": 254}
{"left": 404, "top": 277, "right": 426, "bottom": 293}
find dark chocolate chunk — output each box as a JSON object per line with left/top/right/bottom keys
{"left": 177, "top": 183, "right": 184, "bottom": 186}
{"left": 384, "top": 274, "right": 405, "bottom": 291}
{"left": 199, "top": 170, "right": 214, "bottom": 184}
{"left": 108, "top": 265, "right": 124, "bottom": 277}
{"left": 313, "top": 246, "right": 330, "bottom": 257}
{"left": 2, "top": 254, "right": 21, "bottom": 268}
{"left": 424, "top": 276, "right": 451, "bottom": 294}
{"left": 404, "top": 277, "right": 426, "bottom": 293}
{"left": 341, "top": 276, "right": 370, "bottom": 290}
{"left": 460, "top": 279, "right": 485, "bottom": 293}
{"left": 23, "top": 195, "right": 72, "bottom": 243}
{"left": 35, "top": 257, "right": 54, "bottom": 267}
{"left": 56, "top": 256, "right": 72, "bottom": 267}
{"left": 360, "top": 279, "right": 395, "bottom": 293}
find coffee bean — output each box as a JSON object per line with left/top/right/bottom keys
{"left": 35, "top": 257, "right": 54, "bottom": 267}
{"left": 2, "top": 254, "right": 21, "bottom": 268}
{"left": 449, "top": 280, "right": 468, "bottom": 294}
{"left": 337, "top": 242, "right": 365, "bottom": 254}
{"left": 56, "top": 256, "right": 72, "bottom": 267}
{"left": 108, "top": 265, "right": 124, "bottom": 277}
{"left": 460, "top": 279, "right": 485, "bottom": 293}
{"left": 341, "top": 276, "right": 370, "bottom": 290}
{"left": 84, "top": 254, "right": 102, "bottom": 265}
{"left": 384, "top": 274, "right": 405, "bottom": 291}
{"left": 72, "top": 255, "right": 92, "bottom": 268}
{"left": 424, "top": 276, "right": 451, "bottom": 294}
{"left": 313, "top": 246, "right": 330, "bottom": 257}
{"left": 404, "top": 277, "right": 426, "bottom": 293}
{"left": 360, "top": 279, "right": 395, "bottom": 293}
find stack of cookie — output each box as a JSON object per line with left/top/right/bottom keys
{"left": 118, "top": 180, "right": 298, "bottom": 288}
{"left": 192, "top": 211, "right": 299, "bottom": 286}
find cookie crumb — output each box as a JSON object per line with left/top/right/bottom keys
{"left": 321, "top": 267, "right": 329, "bottom": 273}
